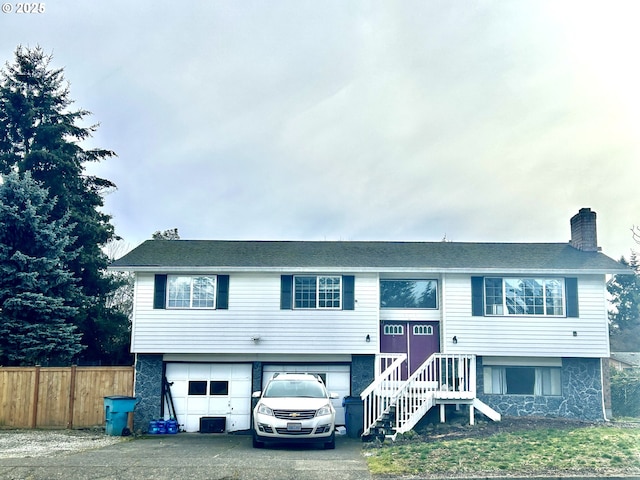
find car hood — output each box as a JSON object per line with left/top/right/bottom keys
{"left": 259, "top": 397, "right": 332, "bottom": 411}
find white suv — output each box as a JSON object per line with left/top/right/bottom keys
{"left": 252, "top": 373, "right": 338, "bottom": 449}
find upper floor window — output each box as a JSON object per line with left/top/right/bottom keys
{"left": 168, "top": 275, "right": 216, "bottom": 309}
{"left": 380, "top": 279, "right": 438, "bottom": 309}
{"left": 484, "top": 277, "right": 564, "bottom": 316}
{"left": 294, "top": 275, "right": 341, "bottom": 309}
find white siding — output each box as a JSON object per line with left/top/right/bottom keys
{"left": 131, "top": 272, "right": 379, "bottom": 354}
{"left": 442, "top": 273, "right": 610, "bottom": 357}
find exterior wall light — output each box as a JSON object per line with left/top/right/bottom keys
{"left": 366, "top": 334, "right": 371, "bottom": 343}
{"left": 452, "top": 336, "right": 458, "bottom": 344}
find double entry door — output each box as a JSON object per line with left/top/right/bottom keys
{"left": 380, "top": 321, "right": 440, "bottom": 378}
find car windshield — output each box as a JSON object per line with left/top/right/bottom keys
{"left": 263, "top": 379, "right": 327, "bottom": 398}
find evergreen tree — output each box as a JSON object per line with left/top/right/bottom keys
{"left": 152, "top": 228, "right": 180, "bottom": 240}
{"left": 607, "top": 253, "right": 640, "bottom": 351}
{"left": 0, "top": 45, "right": 126, "bottom": 364}
{"left": 0, "top": 171, "right": 84, "bottom": 366}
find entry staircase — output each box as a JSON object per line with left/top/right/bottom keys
{"left": 360, "top": 353, "right": 501, "bottom": 441}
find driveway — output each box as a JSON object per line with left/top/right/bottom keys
{"left": 0, "top": 433, "right": 372, "bottom": 480}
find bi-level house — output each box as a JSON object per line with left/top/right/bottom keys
{"left": 110, "top": 208, "right": 627, "bottom": 438}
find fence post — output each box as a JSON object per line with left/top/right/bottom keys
{"left": 67, "top": 365, "right": 77, "bottom": 429}
{"left": 31, "top": 365, "right": 41, "bottom": 428}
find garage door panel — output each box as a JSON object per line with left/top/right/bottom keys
{"left": 262, "top": 364, "right": 350, "bottom": 425}
{"left": 165, "top": 363, "right": 252, "bottom": 433}
{"left": 186, "top": 364, "right": 211, "bottom": 377}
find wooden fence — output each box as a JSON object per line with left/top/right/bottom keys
{"left": 0, "top": 365, "right": 134, "bottom": 429}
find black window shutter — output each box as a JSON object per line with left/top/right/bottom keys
{"left": 280, "top": 275, "right": 293, "bottom": 310}
{"left": 154, "top": 274, "right": 167, "bottom": 309}
{"left": 566, "top": 277, "right": 579, "bottom": 317}
{"left": 343, "top": 275, "right": 355, "bottom": 310}
{"left": 217, "top": 275, "right": 229, "bottom": 310}
{"left": 471, "top": 276, "right": 484, "bottom": 316}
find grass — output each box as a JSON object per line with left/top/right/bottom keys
{"left": 365, "top": 424, "right": 640, "bottom": 477}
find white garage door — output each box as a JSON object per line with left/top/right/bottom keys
{"left": 262, "top": 364, "right": 351, "bottom": 425}
{"left": 165, "top": 363, "right": 252, "bottom": 433}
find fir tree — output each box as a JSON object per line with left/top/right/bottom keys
{"left": 608, "top": 253, "right": 640, "bottom": 351}
{"left": 0, "top": 46, "right": 128, "bottom": 364}
{"left": 0, "top": 171, "right": 84, "bottom": 366}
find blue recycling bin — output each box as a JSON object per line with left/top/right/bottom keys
{"left": 104, "top": 396, "right": 137, "bottom": 436}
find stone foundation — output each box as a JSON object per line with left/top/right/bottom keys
{"left": 133, "top": 354, "right": 163, "bottom": 433}
{"left": 476, "top": 357, "right": 605, "bottom": 421}
{"left": 351, "top": 355, "right": 375, "bottom": 396}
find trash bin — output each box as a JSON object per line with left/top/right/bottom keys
{"left": 342, "top": 396, "right": 364, "bottom": 439}
{"left": 104, "top": 396, "right": 137, "bottom": 436}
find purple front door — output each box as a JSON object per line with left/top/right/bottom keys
{"left": 380, "top": 321, "right": 440, "bottom": 377}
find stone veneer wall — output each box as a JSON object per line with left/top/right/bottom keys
{"left": 133, "top": 354, "right": 163, "bottom": 433}
{"left": 476, "top": 357, "right": 605, "bottom": 421}
{"left": 351, "top": 355, "right": 375, "bottom": 396}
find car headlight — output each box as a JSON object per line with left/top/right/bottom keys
{"left": 316, "top": 404, "right": 332, "bottom": 417}
{"left": 257, "top": 403, "right": 273, "bottom": 416}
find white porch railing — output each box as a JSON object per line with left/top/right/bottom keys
{"left": 361, "top": 353, "right": 478, "bottom": 439}
{"left": 360, "top": 353, "right": 407, "bottom": 439}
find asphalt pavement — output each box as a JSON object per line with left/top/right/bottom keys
{"left": 0, "top": 433, "right": 372, "bottom": 480}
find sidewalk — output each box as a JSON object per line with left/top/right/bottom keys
{"left": 0, "top": 433, "right": 372, "bottom": 480}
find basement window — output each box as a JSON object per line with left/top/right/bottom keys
{"left": 483, "top": 366, "right": 561, "bottom": 396}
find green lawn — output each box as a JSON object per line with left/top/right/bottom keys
{"left": 365, "top": 424, "right": 640, "bottom": 477}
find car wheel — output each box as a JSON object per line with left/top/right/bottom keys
{"left": 324, "top": 433, "right": 335, "bottom": 450}
{"left": 252, "top": 433, "right": 265, "bottom": 448}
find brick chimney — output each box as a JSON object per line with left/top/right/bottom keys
{"left": 570, "top": 208, "right": 599, "bottom": 252}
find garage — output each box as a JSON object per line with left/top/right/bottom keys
{"left": 164, "top": 363, "right": 252, "bottom": 433}
{"left": 262, "top": 364, "right": 351, "bottom": 425}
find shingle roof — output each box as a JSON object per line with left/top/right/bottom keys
{"left": 610, "top": 352, "right": 640, "bottom": 367}
{"left": 109, "top": 240, "right": 628, "bottom": 273}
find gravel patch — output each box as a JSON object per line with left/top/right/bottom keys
{"left": 0, "top": 429, "right": 126, "bottom": 458}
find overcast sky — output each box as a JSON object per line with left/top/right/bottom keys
{"left": 2, "top": 1, "right": 639, "bottom": 260}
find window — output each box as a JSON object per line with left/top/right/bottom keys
{"left": 189, "top": 380, "right": 229, "bottom": 396}
{"left": 188, "top": 381, "right": 207, "bottom": 396}
{"left": 383, "top": 324, "right": 404, "bottom": 335}
{"left": 380, "top": 279, "right": 438, "bottom": 309}
{"left": 484, "top": 277, "right": 565, "bottom": 316}
{"left": 413, "top": 325, "right": 433, "bottom": 335}
{"left": 483, "top": 366, "right": 561, "bottom": 395}
{"left": 167, "top": 275, "right": 216, "bottom": 309}
{"left": 294, "top": 275, "right": 341, "bottom": 309}
{"left": 209, "top": 381, "right": 229, "bottom": 396}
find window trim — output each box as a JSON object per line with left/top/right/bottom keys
{"left": 380, "top": 279, "right": 439, "bottom": 310}
{"left": 293, "top": 275, "right": 342, "bottom": 310}
{"left": 167, "top": 274, "right": 217, "bottom": 309}
{"left": 484, "top": 277, "right": 566, "bottom": 317}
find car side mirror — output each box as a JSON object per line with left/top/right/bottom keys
{"left": 329, "top": 392, "right": 339, "bottom": 399}
{"left": 252, "top": 391, "right": 262, "bottom": 398}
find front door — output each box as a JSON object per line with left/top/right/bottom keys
{"left": 380, "top": 321, "right": 440, "bottom": 377}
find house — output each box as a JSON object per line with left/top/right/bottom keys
{"left": 110, "top": 208, "right": 628, "bottom": 438}
{"left": 609, "top": 352, "right": 640, "bottom": 371}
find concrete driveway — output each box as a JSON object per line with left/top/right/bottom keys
{"left": 0, "top": 433, "right": 372, "bottom": 480}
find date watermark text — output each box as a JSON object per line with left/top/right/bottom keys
{"left": 2, "top": 3, "right": 46, "bottom": 13}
